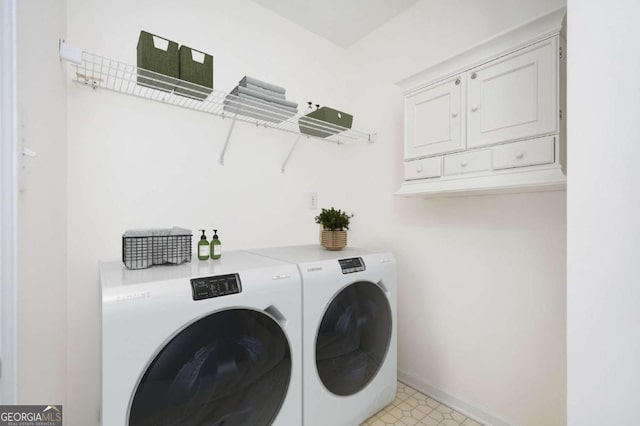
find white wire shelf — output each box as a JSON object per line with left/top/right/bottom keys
{"left": 62, "top": 48, "right": 376, "bottom": 155}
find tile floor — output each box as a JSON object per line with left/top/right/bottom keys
{"left": 361, "top": 381, "right": 483, "bottom": 426}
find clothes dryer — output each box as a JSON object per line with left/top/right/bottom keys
{"left": 100, "top": 251, "right": 302, "bottom": 425}
{"left": 248, "top": 245, "right": 397, "bottom": 426}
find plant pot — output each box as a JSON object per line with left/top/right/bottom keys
{"left": 320, "top": 229, "right": 347, "bottom": 251}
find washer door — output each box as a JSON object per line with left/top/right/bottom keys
{"left": 129, "top": 308, "right": 291, "bottom": 426}
{"left": 315, "top": 281, "right": 392, "bottom": 396}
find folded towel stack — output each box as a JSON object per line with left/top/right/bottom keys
{"left": 224, "top": 76, "right": 298, "bottom": 124}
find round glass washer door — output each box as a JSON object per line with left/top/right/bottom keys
{"left": 128, "top": 308, "right": 291, "bottom": 426}
{"left": 315, "top": 281, "right": 392, "bottom": 396}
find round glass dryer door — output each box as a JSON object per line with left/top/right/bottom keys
{"left": 316, "top": 281, "right": 392, "bottom": 396}
{"left": 129, "top": 309, "right": 291, "bottom": 426}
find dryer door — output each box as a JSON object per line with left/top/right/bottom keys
{"left": 315, "top": 281, "right": 392, "bottom": 396}
{"left": 128, "top": 308, "right": 291, "bottom": 426}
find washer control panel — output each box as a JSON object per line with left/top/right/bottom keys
{"left": 191, "top": 273, "right": 242, "bottom": 301}
{"left": 339, "top": 257, "right": 366, "bottom": 274}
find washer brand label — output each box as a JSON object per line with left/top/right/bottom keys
{"left": 116, "top": 291, "right": 151, "bottom": 302}
{"left": 0, "top": 405, "right": 62, "bottom": 426}
{"left": 307, "top": 267, "right": 323, "bottom": 272}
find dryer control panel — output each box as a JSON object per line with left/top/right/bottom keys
{"left": 339, "top": 257, "right": 366, "bottom": 274}
{"left": 191, "top": 273, "right": 242, "bottom": 301}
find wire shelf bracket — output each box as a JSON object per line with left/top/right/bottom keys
{"left": 59, "top": 42, "right": 376, "bottom": 170}
{"left": 281, "top": 134, "right": 304, "bottom": 173}
{"left": 219, "top": 118, "right": 236, "bottom": 166}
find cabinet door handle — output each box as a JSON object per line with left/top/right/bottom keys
{"left": 471, "top": 72, "right": 477, "bottom": 79}
{"left": 416, "top": 167, "right": 423, "bottom": 173}
{"left": 471, "top": 105, "right": 478, "bottom": 112}
{"left": 515, "top": 152, "right": 524, "bottom": 159}
{"left": 461, "top": 161, "right": 468, "bottom": 167}
{"left": 455, "top": 78, "right": 461, "bottom": 85}
{"left": 451, "top": 112, "right": 458, "bottom": 118}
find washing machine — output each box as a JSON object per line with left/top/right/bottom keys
{"left": 248, "top": 245, "right": 397, "bottom": 426}
{"left": 100, "top": 251, "right": 302, "bottom": 426}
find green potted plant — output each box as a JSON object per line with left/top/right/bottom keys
{"left": 314, "top": 207, "right": 354, "bottom": 251}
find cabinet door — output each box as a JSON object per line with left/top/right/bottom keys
{"left": 467, "top": 37, "right": 557, "bottom": 149}
{"left": 405, "top": 76, "right": 464, "bottom": 159}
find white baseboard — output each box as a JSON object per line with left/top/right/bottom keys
{"left": 397, "top": 371, "right": 513, "bottom": 426}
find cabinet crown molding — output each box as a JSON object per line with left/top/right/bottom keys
{"left": 395, "top": 7, "right": 566, "bottom": 94}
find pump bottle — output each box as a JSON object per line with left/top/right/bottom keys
{"left": 210, "top": 229, "right": 221, "bottom": 260}
{"left": 197, "top": 230, "right": 210, "bottom": 260}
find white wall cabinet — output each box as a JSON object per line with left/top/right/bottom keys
{"left": 405, "top": 76, "right": 464, "bottom": 159}
{"left": 395, "top": 8, "right": 566, "bottom": 197}
{"left": 467, "top": 38, "right": 557, "bottom": 149}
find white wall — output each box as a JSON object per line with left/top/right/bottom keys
{"left": 344, "top": 1, "right": 567, "bottom": 425}
{"left": 60, "top": 0, "right": 567, "bottom": 424}
{"left": 16, "top": 0, "right": 67, "bottom": 406}
{"left": 65, "top": 0, "right": 359, "bottom": 424}
{"left": 567, "top": 1, "right": 640, "bottom": 425}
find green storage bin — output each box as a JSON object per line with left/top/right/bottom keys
{"left": 137, "top": 31, "right": 179, "bottom": 92}
{"left": 299, "top": 107, "right": 353, "bottom": 138}
{"left": 175, "top": 46, "right": 213, "bottom": 101}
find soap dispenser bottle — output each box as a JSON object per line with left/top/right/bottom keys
{"left": 210, "top": 229, "right": 221, "bottom": 260}
{"left": 197, "top": 230, "right": 210, "bottom": 260}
